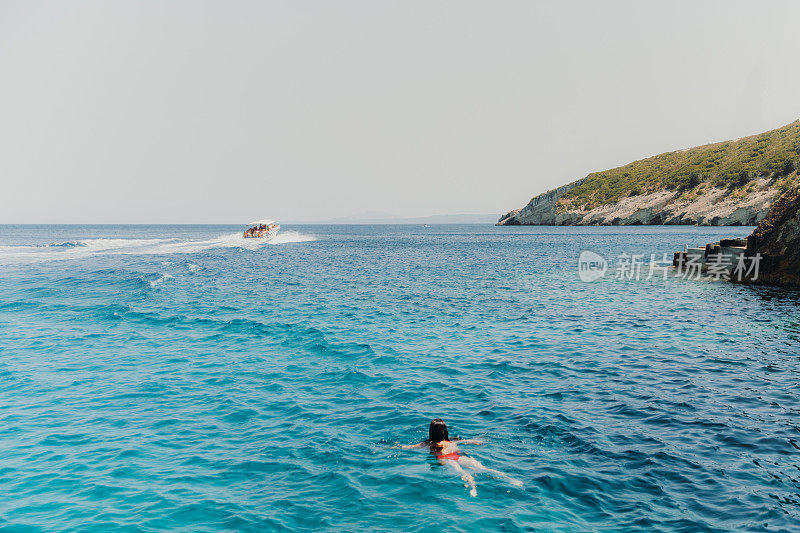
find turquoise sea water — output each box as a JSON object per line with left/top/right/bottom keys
{"left": 1, "top": 224, "right": 799, "bottom": 532}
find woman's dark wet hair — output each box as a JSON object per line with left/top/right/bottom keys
{"left": 428, "top": 418, "right": 449, "bottom": 444}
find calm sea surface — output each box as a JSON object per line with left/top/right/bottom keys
{"left": 0, "top": 224, "right": 798, "bottom": 532}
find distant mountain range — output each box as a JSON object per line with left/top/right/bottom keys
{"left": 499, "top": 120, "right": 800, "bottom": 226}
{"left": 292, "top": 213, "right": 501, "bottom": 224}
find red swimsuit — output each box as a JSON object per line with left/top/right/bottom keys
{"left": 437, "top": 451, "right": 461, "bottom": 461}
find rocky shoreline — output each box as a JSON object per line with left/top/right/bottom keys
{"left": 669, "top": 185, "right": 800, "bottom": 286}
{"left": 497, "top": 178, "right": 779, "bottom": 226}
{"left": 739, "top": 185, "right": 800, "bottom": 285}
{"left": 499, "top": 120, "right": 799, "bottom": 227}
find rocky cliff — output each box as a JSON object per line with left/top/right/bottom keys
{"left": 498, "top": 179, "right": 779, "bottom": 226}
{"left": 498, "top": 179, "right": 586, "bottom": 225}
{"left": 499, "top": 120, "right": 800, "bottom": 226}
{"left": 739, "top": 185, "right": 800, "bottom": 285}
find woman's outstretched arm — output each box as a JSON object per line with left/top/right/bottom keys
{"left": 455, "top": 438, "right": 485, "bottom": 445}
{"left": 395, "top": 442, "right": 427, "bottom": 449}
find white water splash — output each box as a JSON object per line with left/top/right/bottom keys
{"left": 0, "top": 231, "right": 316, "bottom": 264}
{"left": 268, "top": 231, "right": 316, "bottom": 245}
{"left": 149, "top": 273, "right": 175, "bottom": 288}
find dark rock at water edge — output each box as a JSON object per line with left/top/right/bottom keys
{"left": 739, "top": 186, "right": 800, "bottom": 286}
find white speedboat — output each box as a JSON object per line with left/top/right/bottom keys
{"left": 243, "top": 219, "right": 280, "bottom": 240}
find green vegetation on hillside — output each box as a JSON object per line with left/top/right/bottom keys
{"left": 560, "top": 120, "right": 800, "bottom": 209}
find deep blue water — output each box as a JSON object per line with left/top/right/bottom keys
{"left": 1, "top": 224, "right": 799, "bottom": 532}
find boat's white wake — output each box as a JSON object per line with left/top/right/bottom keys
{"left": 268, "top": 231, "right": 316, "bottom": 245}
{"left": 0, "top": 231, "right": 316, "bottom": 264}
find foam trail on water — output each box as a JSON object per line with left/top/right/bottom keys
{"left": 0, "top": 231, "right": 316, "bottom": 264}
{"left": 268, "top": 231, "right": 316, "bottom": 245}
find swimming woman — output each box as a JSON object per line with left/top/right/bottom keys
{"left": 398, "top": 418, "right": 522, "bottom": 497}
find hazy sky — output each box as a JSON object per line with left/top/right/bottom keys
{"left": 2, "top": 1, "right": 799, "bottom": 223}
